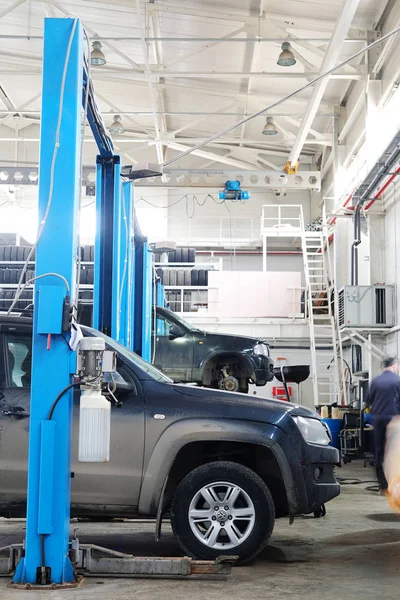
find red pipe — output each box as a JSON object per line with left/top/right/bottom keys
{"left": 196, "top": 250, "right": 303, "bottom": 255}
{"left": 363, "top": 164, "right": 400, "bottom": 210}
{"left": 331, "top": 164, "right": 400, "bottom": 223}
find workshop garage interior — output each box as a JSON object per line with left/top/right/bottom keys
{"left": 1, "top": 0, "right": 400, "bottom": 597}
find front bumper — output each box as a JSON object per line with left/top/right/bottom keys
{"left": 250, "top": 355, "right": 274, "bottom": 386}
{"left": 279, "top": 434, "right": 340, "bottom": 515}
{"left": 300, "top": 442, "right": 340, "bottom": 512}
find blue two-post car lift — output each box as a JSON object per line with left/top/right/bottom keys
{"left": 11, "top": 18, "right": 153, "bottom": 586}
{"left": 5, "top": 17, "right": 230, "bottom": 587}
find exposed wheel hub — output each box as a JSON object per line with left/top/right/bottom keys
{"left": 215, "top": 509, "right": 228, "bottom": 522}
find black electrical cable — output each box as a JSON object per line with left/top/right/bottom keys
{"left": 47, "top": 381, "right": 82, "bottom": 420}
{"left": 336, "top": 477, "right": 379, "bottom": 491}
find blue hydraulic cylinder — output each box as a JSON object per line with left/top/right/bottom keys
{"left": 13, "top": 18, "right": 83, "bottom": 585}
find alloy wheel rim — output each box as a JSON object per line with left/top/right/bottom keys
{"left": 188, "top": 481, "right": 256, "bottom": 549}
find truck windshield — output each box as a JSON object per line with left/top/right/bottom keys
{"left": 83, "top": 326, "right": 173, "bottom": 383}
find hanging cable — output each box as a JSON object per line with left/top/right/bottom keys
{"left": 162, "top": 24, "right": 400, "bottom": 167}
{"left": 7, "top": 18, "right": 79, "bottom": 315}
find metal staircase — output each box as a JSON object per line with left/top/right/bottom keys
{"left": 301, "top": 211, "right": 345, "bottom": 406}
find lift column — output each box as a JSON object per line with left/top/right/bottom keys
{"left": 13, "top": 18, "right": 83, "bottom": 586}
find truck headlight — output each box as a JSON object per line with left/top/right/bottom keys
{"left": 293, "top": 416, "right": 331, "bottom": 446}
{"left": 253, "top": 343, "right": 269, "bottom": 357}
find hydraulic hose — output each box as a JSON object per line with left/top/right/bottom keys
{"left": 47, "top": 381, "right": 82, "bottom": 420}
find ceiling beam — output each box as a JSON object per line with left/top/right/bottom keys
{"left": 166, "top": 102, "right": 238, "bottom": 138}
{"left": 0, "top": 0, "right": 26, "bottom": 20}
{"left": 0, "top": 135, "right": 330, "bottom": 145}
{"left": 49, "top": 0, "right": 142, "bottom": 70}
{"left": 287, "top": 0, "right": 362, "bottom": 168}
{"left": 147, "top": 2, "right": 346, "bottom": 32}
{"left": 164, "top": 25, "right": 247, "bottom": 69}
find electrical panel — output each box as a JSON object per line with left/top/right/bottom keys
{"left": 338, "top": 285, "right": 395, "bottom": 328}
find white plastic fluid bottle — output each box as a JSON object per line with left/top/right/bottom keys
{"left": 78, "top": 388, "right": 111, "bottom": 462}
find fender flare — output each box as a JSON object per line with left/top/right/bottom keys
{"left": 138, "top": 418, "right": 297, "bottom": 516}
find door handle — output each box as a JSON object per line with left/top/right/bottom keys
{"left": 2, "top": 409, "right": 30, "bottom": 418}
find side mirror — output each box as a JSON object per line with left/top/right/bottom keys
{"left": 115, "top": 380, "right": 137, "bottom": 395}
{"left": 103, "top": 373, "right": 137, "bottom": 397}
{"left": 169, "top": 325, "right": 185, "bottom": 340}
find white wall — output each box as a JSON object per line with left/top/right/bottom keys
{"left": 382, "top": 182, "right": 400, "bottom": 361}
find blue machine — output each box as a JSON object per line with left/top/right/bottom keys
{"left": 12, "top": 18, "right": 156, "bottom": 587}
{"left": 13, "top": 18, "right": 85, "bottom": 586}
{"left": 218, "top": 180, "right": 251, "bottom": 200}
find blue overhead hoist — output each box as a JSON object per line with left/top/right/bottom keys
{"left": 218, "top": 180, "right": 251, "bottom": 200}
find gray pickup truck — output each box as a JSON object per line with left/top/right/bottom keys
{"left": 0, "top": 315, "right": 339, "bottom": 563}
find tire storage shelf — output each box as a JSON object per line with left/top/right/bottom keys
{"left": 155, "top": 247, "right": 214, "bottom": 313}
{"left": 0, "top": 244, "right": 94, "bottom": 313}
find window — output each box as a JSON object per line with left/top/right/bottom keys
{"left": 6, "top": 334, "right": 32, "bottom": 388}
{"left": 155, "top": 314, "right": 174, "bottom": 336}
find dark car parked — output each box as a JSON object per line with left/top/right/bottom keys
{"left": 0, "top": 314, "right": 339, "bottom": 563}
{"left": 153, "top": 306, "right": 274, "bottom": 393}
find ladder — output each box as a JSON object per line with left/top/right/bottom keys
{"left": 301, "top": 214, "right": 344, "bottom": 407}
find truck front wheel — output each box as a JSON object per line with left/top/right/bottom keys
{"left": 171, "top": 461, "right": 275, "bottom": 563}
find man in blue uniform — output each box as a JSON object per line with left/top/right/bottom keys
{"left": 367, "top": 357, "right": 400, "bottom": 490}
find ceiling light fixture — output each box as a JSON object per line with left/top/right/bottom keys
{"left": 90, "top": 40, "right": 106, "bottom": 66}
{"left": 109, "top": 115, "right": 125, "bottom": 135}
{"left": 277, "top": 42, "right": 296, "bottom": 67}
{"left": 262, "top": 116, "right": 278, "bottom": 135}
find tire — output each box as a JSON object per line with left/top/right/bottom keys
{"left": 4, "top": 268, "right": 11, "bottom": 284}
{"left": 90, "top": 245, "right": 95, "bottom": 262}
{"left": 10, "top": 246, "right": 18, "bottom": 261}
{"left": 26, "top": 269, "right": 35, "bottom": 283}
{"left": 0, "top": 246, "right": 5, "bottom": 261}
{"left": 184, "top": 291, "right": 191, "bottom": 312}
{"left": 83, "top": 245, "right": 91, "bottom": 262}
{"left": 198, "top": 269, "right": 206, "bottom": 286}
{"left": 10, "top": 268, "right": 19, "bottom": 284}
{"left": 181, "top": 248, "right": 189, "bottom": 263}
{"left": 4, "top": 246, "right": 11, "bottom": 261}
{"left": 17, "top": 246, "right": 25, "bottom": 261}
{"left": 169, "top": 270, "right": 177, "bottom": 286}
{"left": 163, "top": 269, "right": 170, "bottom": 286}
{"left": 184, "top": 270, "right": 191, "bottom": 286}
{"left": 175, "top": 248, "right": 182, "bottom": 263}
{"left": 191, "top": 269, "right": 199, "bottom": 286}
{"left": 177, "top": 270, "right": 185, "bottom": 286}
{"left": 80, "top": 268, "right": 88, "bottom": 285}
{"left": 171, "top": 461, "right": 275, "bottom": 563}
{"left": 0, "top": 269, "right": 4, "bottom": 284}
{"left": 188, "top": 248, "right": 196, "bottom": 263}
{"left": 23, "top": 246, "right": 33, "bottom": 260}
{"left": 86, "top": 268, "right": 94, "bottom": 285}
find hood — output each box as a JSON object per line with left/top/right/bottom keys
{"left": 172, "top": 384, "right": 319, "bottom": 429}
{"left": 198, "top": 330, "right": 266, "bottom": 348}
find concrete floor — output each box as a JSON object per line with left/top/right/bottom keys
{"left": 1, "top": 461, "right": 400, "bottom": 599}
